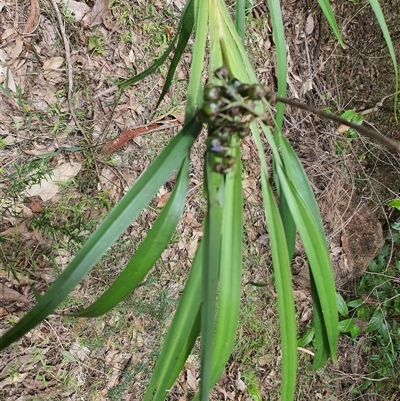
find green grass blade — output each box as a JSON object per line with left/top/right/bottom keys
{"left": 69, "top": 157, "right": 190, "bottom": 317}
{"left": 200, "top": 151, "right": 224, "bottom": 401}
{"left": 368, "top": 0, "right": 398, "bottom": 120}
{"left": 317, "top": 0, "right": 344, "bottom": 47}
{"left": 155, "top": 0, "right": 195, "bottom": 109}
{"left": 266, "top": 0, "right": 286, "bottom": 131}
{"left": 251, "top": 124, "right": 297, "bottom": 401}
{"left": 144, "top": 243, "right": 203, "bottom": 401}
{"left": 117, "top": 0, "right": 194, "bottom": 90}
{"left": 0, "top": 118, "right": 201, "bottom": 351}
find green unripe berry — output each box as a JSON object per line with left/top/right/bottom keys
{"left": 238, "top": 130, "right": 250, "bottom": 139}
{"left": 224, "top": 156, "right": 235, "bottom": 167}
{"left": 203, "top": 84, "right": 221, "bottom": 101}
{"left": 247, "top": 84, "right": 267, "bottom": 100}
{"left": 202, "top": 102, "right": 219, "bottom": 117}
{"left": 228, "top": 78, "right": 241, "bottom": 90}
{"left": 216, "top": 129, "right": 231, "bottom": 143}
{"left": 237, "top": 83, "right": 251, "bottom": 97}
{"left": 214, "top": 163, "right": 227, "bottom": 174}
{"left": 214, "top": 65, "right": 229, "bottom": 81}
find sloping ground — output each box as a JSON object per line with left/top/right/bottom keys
{"left": 0, "top": 0, "right": 400, "bottom": 400}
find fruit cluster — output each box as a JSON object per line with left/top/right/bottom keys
{"left": 198, "top": 66, "right": 272, "bottom": 174}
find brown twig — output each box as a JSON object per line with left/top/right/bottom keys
{"left": 275, "top": 95, "right": 400, "bottom": 153}
{"left": 102, "top": 121, "right": 180, "bottom": 156}
{"left": 49, "top": 0, "right": 84, "bottom": 133}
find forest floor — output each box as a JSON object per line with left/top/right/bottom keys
{"left": 1, "top": 0, "right": 400, "bottom": 400}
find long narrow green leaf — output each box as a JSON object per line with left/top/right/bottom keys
{"left": 200, "top": 151, "right": 223, "bottom": 401}
{"left": 266, "top": 0, "right": 286, "bottom": 131}
{"left": 0, "top": 118, "right": 202, "bottom": 351}
{"left": 368, "top": 0, "right": 398, "bottom": 120}
{"left": 191, "top": 144, "right": 244, "bottom": 401}
{"left": 278, "top": 136, "right": 325, "bottom": 236}
{"left": 117, "top": 0, "right": 193, "bottom": 90}
{"left": 144, "top": 242, "right": 203, "bottom": 401}
{"left": 274, "top": 141, "right": 338, "bottom": 364}
{"left": 155, "top": 0, "right": 195, "bottom": 108}
{"left": 278, "top": 192, "right": 296, "bottom": 259}
{"left": 235, "top": 0, "right": 245, "bottom": 42}
{"left": 310, "top": 274, "right": 331, "bottom": 369}
{"left": 317, "top": 0, "right": 344, "bottom": 47}
{"left": 69, "top": 157, "right": 190, "bottom": 317}
{"left": 266, "top": 0, "right": 297, "bottom": 260}
{"left": 209, "top": 144, "right": 243, "bottom": 386}
{"left": 251, "top": 124, "right": 297, "bottom": 401}
{"left": 185, "top": 0, "right": 209, "bottom": 120}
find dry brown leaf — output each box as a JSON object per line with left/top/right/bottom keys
{"left": 61, "top": 0, "right": 91, "bottom": 24}
{"left": 186, "top": 368, "right": 198, "bottom": 391}
{"left": 43, "top": 56, "right": 64, "bottom": 70}
{"left": 90, "top": 0, "right": 112, "bottom": 28}
{"left": 29, "top": 198, "right": 43, "bottom": 213}
{"left": 1, "top": 27, "right": 14, "bottom": 40}
{"left": 0, "top": 307, "right": 8, "bottom": 317}
{"left": 157, "top": 192, "right": 171, "bottom": 208}
{"left": 0, "top": 283, "right": 30, "bottom": 304}
{"left": 10, "top": 36, "right": 23, "bottom": 60}
{"left": 305, "top": 14, "right": 314, "bottom": 35}
{"left": 24, "top": 0, "right": 40, "bottom": 34}
{"left": 336, "top": 124, "right": 350, "bottom": 135}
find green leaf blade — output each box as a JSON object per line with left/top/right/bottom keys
{"left": 69, "top": 157, "right": 191, "bottom": 317}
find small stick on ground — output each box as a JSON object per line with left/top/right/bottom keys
{"left": 49, "top": 0, "right": 84, "bottom": 133}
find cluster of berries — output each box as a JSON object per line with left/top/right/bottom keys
{"left": 198, "top": 66, "right": 273, "bottom": 174}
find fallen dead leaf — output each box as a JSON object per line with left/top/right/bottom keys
{"left": 10, "top": 36, "right": 24, "bottom": 60}
{"left": 1, "top": 27, "right": 14, "bottom": 40}
{"left": 29, "top": 197, "right": 43, "bottom": 213}
{"left": 305, "top": 14, "right": 314, "bottom": 36}
{"left": 0, "top": 283, "right": 30, "bottom": 304}
{"left": 157, "top": 192, "right": 171, "bottom": 208}
{"left": 90, "top": 0, "right": 112, "bottom": 28}
{"left": 26, "top": 162, "right": 82, "bottom": 202}
{"left": 336, "top": 124, "right": 350, "bottom": 135}
{"left": 61, "top": 0, "right": 91, "bottom": 25}
{"left": 24, "top": 0, "right": 40, "bottom": 34}
{"left": 186, "top": 368, "right": 198, "bottom": 391}
{"left": 43, "top": 56, "right": 64, "bottom": 70}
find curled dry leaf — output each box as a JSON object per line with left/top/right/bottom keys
{"left": 24, "top": 0, "right": 40, "bottom": 34}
